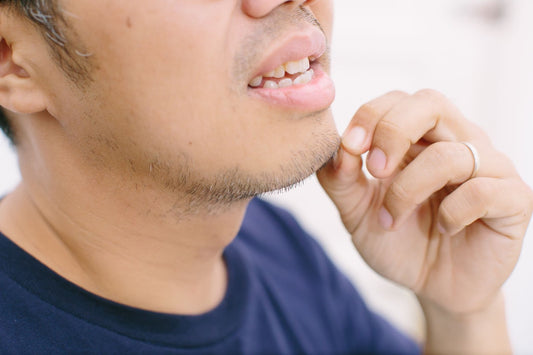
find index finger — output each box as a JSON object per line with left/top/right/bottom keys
{"left": 366, "top": 89, "right": 475, "bottom": 179}
{"left": 341, "top": 90, "right": 408, "bottom": 155}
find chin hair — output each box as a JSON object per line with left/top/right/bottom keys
{"left": 150, "top": 130, "right": 340, "bottom": 215}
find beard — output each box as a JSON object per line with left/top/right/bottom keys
{"left": 164, "top": 5, "right": 337, "bottom": 214}
{"left": 106, "top": 5, "right": 339, "bottom": 216}
{"left": 146, "top": 117, "right": 340, "bottom": 215}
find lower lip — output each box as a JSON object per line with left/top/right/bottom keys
{"left": 247, "top": 63, "right": 335, "bottom": 112}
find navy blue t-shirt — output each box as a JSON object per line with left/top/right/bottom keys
{"left": 0, "top": 198, "right": 420, "bottom": 354}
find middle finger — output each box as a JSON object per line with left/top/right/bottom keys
{"left": 366, "top": 89, "right": 473, "bottom": 179}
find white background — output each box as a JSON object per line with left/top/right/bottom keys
{"left": 0, "top": 0, "right": 532, "bottom": 352}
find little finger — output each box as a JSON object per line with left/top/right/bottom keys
{"left": 438, "top": 177, "right": 533, "bottom": 238}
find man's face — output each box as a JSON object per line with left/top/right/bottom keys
{"left": 41, "top": 0, "right": 338, "bottom": 208}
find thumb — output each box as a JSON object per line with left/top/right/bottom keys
{"left": 317, "top": 144, "right": 373, "bottom": 233}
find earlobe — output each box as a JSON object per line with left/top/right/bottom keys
{"left": 0, "top": 37, "right": 47, "bottom": 114}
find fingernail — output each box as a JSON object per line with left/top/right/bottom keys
{"left": 378, "top": 207, "right": 393, "bottom": 230}
{"left": 342, "top": 126, "right": 366, "bottom": 153}
{"left": 367, "top": 148, "right": 387, "bottom": 171}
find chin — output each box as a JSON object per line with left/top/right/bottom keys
{"left": 271, "top": 129, "right": 340, "bottom": 190}
{"left": 151, "top": 111, "right": 339, "bottom": 213}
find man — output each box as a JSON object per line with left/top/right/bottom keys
{"left": 0, "top": 0, "right": 531, "bottom": 353}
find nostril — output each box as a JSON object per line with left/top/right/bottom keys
{"left": 284, "top": 0, "right": 310, "bottom": 6}
{"left": 242, "top": 0, "right": 311, "bottom": 18}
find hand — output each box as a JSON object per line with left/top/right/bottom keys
{"left": 317, "top": 89, "right": 533, "bottom": 315}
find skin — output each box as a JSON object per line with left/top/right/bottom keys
{"left": 317, "top": 90, "right": 533, "bottom": 353}
{"left": 0, "top": 0, "right": 532, "bottom": 353}
{"left": 0, "top": 0, "right": 339, "bottom": 314}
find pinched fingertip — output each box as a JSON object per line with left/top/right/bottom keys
{"left": 341, "top": 126, "right": 368, "bottom": 155}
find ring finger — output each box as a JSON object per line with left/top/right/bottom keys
{"left": 379, "top": 141, "right": 511, "bottom": 229}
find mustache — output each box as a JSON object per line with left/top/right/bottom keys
{"left": 297, "top": 5, "right": 323, "bottom": 29}
{"left": 232, "top": 5, "right": 326, "bottom": 85}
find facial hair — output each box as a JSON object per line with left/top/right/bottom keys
{"left": 146, "top": 5, "right": 340, "bottom": 215}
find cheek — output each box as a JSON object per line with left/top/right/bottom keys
{"left": 71, "top": 4, "right": 243, "bottom": 148}
{"left": 58, "top": 1, "right": 336, "bottom": 174}
{"left": 310, "top": 0, "right": 334, "bottom": 39}
{"left": 70, "top": 0, "right": 237, "bottom": 104}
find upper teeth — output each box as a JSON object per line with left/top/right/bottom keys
{"left": 285, "top": 57, "right": 310, "bottom": 75}
{"left": 249, "top": 57, "right": 313, "bottom": 89}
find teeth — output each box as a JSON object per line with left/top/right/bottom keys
{"left": 284, "top": 57, "right": 310, "bottom": 75}
{"left": 263, "top": 80, "right": 279, "bottom": 89}
{"left": 272, "top": 66, "right": 285, "bottom": 78}
{"left": 261, "top": 68, "right": 314, "bottom": 89}
{"left": 249, "top": 76, "right": 263, "bottom": 87}
{"left": 254, "top": 57, "right": 311, "bottom": 82}
{"left": 293, "top": 69, "right": 313, "bottom": 85}
{"left": 264, "top": 65, "right": 285, "bottom": 79}
{"left": 278, "top": 78, "right": 293, "bottom": 88}
{"left": 249, "top": 56, "right": 316, "bottom": 88}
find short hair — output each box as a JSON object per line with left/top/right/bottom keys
{"left": 0, "top": 0, "right": 91, "bottom": 145}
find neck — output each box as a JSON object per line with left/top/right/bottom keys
{"left": 0, "top": 178, "right": 250, "bottom": 315}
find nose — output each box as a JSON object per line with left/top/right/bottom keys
{"left": 242, "top": 0, "right": 316, "bottom": 18}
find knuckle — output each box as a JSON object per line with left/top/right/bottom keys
{"left": 374, "top": 119, "right": 412, "bottom": 151}
{"left": 357, "top": 102, "right": 383, "bottom": 121}
{"left": 462, "top": 180, "right": 494, "bottom": 212}
{"left": 426, "top": 142, "right": 475, "bottom": 175}
{"left": 387, "top": 90, "right": 409, "bottom": 99}
{"left": 414, "top": 88, "right": 444, "bottom": 101}
{"left": 524, "top": 183, "right": 533, "bottom": 213}
{"left": 439, "top": 199, "right": 463, "bottom": 228}
{"left": 467, "top": 179, "right": 493, "bottom": 199}
{"left": 376, "top": 118, "right": 403, "bottom": 137}
{"left": 414, "top": 89, "right": 449, "bottom": 109}
{"left": 374, "top": 119, "right": 411, "bottom": 153}
{"left": 388, "top": 180, "right": 415, "bottom": 206}
{"left": 427, "top": 141, "right": 454, "bottom": 160}
{"left": 424, "top": 142, "right": 459, "bottom": 168}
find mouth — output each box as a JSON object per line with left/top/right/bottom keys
{"left": 249, "top": 56, "right": 316, "bottom": 89}
{"left": 247, "top": 29, "right": 335, "bottom": 112}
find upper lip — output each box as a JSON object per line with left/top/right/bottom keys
{"left": 249, "top": 27, "right": 327, "bottom": 80}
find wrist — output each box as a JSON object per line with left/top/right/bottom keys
{"left": 419, "top": 292, "right": 511, "bottom": 355}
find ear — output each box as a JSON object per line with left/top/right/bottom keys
{"left": 0, "top": 35, "right": 48, "bottom": 115}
